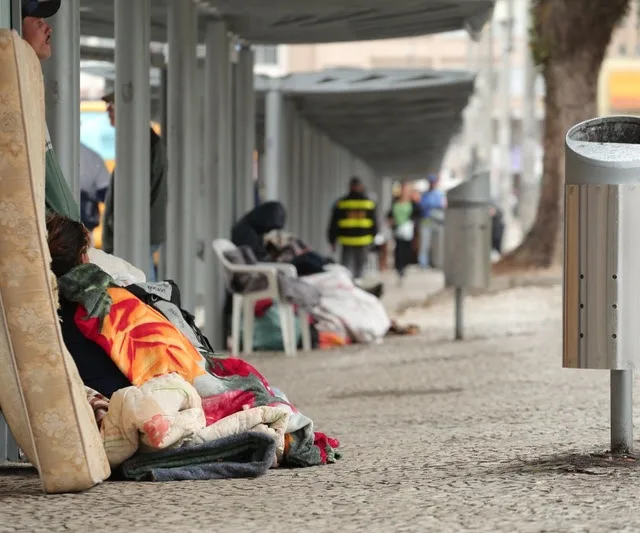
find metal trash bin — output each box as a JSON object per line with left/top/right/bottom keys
{"left": 564, "top": 115, "right": 640, "bottom": 454}
{"left": 444, "top": 170, "right": 492, "bottom": 290}
{"left": 443, "top": 170, "right": 492, "bottom": 340}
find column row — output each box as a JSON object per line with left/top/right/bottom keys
{"left": 40, "top": 1, "right": 256, "bottom": 350}
{"left": 260, "top": 94, "right": 378, "bottom": 255}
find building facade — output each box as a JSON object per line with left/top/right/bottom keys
{"left": 254, "top": 0, "right": 640, "bottom": 177}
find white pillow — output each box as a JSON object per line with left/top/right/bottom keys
{"left": 87, "top": 248, "right": 146, "bottom": 286}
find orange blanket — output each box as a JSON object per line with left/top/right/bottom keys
{"left": 74, "top": 287, "right": 206, "bottom": 386}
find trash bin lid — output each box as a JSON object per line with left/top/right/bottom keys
{"left": 447, "top": 169, "right": 491, "bottom": 206}
{"left": 566, "top": 116, "right": 640, "bottom": 185}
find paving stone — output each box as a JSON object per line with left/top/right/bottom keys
{"left": 3, "top": 277, "right": 637, "bottom": 532}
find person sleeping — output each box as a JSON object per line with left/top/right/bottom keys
{"left": 46, "top": 214, "right": 341, "bottom": 466}
{"left": 46, "top": 213, "right": 207, "bottom": 393}
{"left": 46, "top": 214, "right": 130, "bottom": 398}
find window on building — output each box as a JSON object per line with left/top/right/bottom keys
{"left": 253, "top": 45, "right": 279, "bottom": 66}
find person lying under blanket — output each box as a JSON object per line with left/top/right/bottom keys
{"left": 46, "top": 214, "right": 340, "bottom": 467}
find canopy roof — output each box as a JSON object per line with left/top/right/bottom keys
{"left": 79, "top": 0, "right": 493, "bottom": 44}
{"left": 80, "top": 61, "right": 474, "bottom": 175}
{"left": 256, "top": 68, "right": 475, "bottom": 175}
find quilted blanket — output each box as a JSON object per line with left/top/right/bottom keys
{"left": 85, "top": 373, "right": 289, "bottom": 468}
{"left": 62, "top": 264, "right": 340, "bottom": 467}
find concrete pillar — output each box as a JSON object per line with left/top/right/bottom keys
{"left": 381, "top": 177, "right": 393, "bottom": 215}
{"left": 299, "top": 121, "right": 311, "bottom": 244}
{"left": 519, "top": 0, "right": 539, "bottom": 234}
{"left": 234, "top": 45, "right": 256, "bottom": 221}
{"left": 2, "top": 0, "right": 13, "bottom": 30}
{"left": 257, "top": 153, "right": 265, "bottom": 202}
{"left": 167, "top": 0, "right": 197, "bottom": 311}
{"left": 157, "top": 65, "right": 168, "bottom": 282}
{"left": 309, "top": 131, "right": 323, "bottom": 251}
{"left": 264, "top": 89, "right": 284, "bottom": 201}
{"left": 42, "top": 0, "right": 80, "bottom": 201}
{"left": 288, "top": 111, "right": 302, "bottom": 235}
{"left": 113, "top": 0, "right": 150, "bottom": 274}
{"left": 203, "top": 20, "right": 232, "bottom": 349}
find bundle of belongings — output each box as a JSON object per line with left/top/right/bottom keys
{"left": 56, "top": 262, "right": 340, "bottom": 482}
{"left": 228, "top": 202, "right": 394, "bottom": 350}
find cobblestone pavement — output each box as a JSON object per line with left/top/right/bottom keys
{"left": 2, "top": 273, "right": 639, "bottom": 533}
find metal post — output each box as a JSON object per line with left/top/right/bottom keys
{"left": 234, "top": 45, "right": 255, "bottom": 221}
{"left": 455, "top": 287, "right": 464, "bottom": 340}
{"left": 611, "top": 370, "right": 633, "bottom": 454}
{"left": 8, "top": 0, "right": 20, "bottom": 31}
{"left": 463, "top": 30, "right": 479, "bottom": 169}
{"left": 1, "top": 0, "right": 10, "bottom": 28}
{"left": 167, "top": 0, "right": 196, "bottom": 310}
{"left": 113, "top": 0, "right": 150, "bottom": 274}
{"left": 299, "top": 121, "right": 311, "bottom": 244}
{"left": 264, "top": 88, "right": 284, "bottom": 201}
{"left": 288, "top": 111, "right": 302, "bottom": 234}
{"left": 310, "top": 131, "right": 322, "bottom": 251}
{"left": 498, "top": 0, "right": 514, "bottom": 227}
{"left": 520, "top": 0, "right": 539, "bottom": 234}
{"left": 203, "top": 20, "right": 231, "bottom": 349}
{"left": 42, "top": 0, "right": 80, "bottom": 200}
{"left": 281, "top": 101, "right": 296, "bottom": 214}
{"left": 479, "top": 18, "right": 494, "bottom": 169}
{"left": 157, "top": 64, "right": 168, "bottom": 282}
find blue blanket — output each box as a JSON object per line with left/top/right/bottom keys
{"left": 115, "top": 432, "right": 276, "bottom": 482}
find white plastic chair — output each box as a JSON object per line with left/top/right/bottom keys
{"left": 212, "top": 239, "right": 312, "bottom": 357}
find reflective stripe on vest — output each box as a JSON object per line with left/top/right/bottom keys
{"left": 338, "top": 235, "right": 374, "bottom": 246}
{"left": 338, "top": 218, "right": 375, "bottom": 229}
{"left": 337, "top": 199, "right": 376, "bottom": 210}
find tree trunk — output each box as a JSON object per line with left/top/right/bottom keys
{"left": 496, "top": 0, "right": 629, "bottom": 271}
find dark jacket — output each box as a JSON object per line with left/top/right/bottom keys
{"left": 231, "top": 201, "right": 287, "bottom": 261}
{"left": 327, "top": 191, "right": 378, "bottom": 248}
{"left": 102, "top": 128, "right": 168, "bottom": 254}
{"left": 58, "top": 297, "right": 131, "bottom": 398}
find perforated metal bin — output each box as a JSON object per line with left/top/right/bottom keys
{"left": 564, "top": 116, "right": 640, "bottom": 370}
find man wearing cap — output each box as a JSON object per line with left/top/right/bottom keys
{"left": 418, "top": 174, "right": 447, "bottom": 269}
{"left": 100, "top": 90, "right": 168, "bottom": 281}
{"left": 327, "top": 176, "right": 378, "bottom": 280}
{"left": 21, "top": 0, "right": 81, "bottom": 222}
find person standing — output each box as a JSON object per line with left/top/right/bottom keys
{"left": 21, "top": 0, "right": 81, "bottom": 222}
{"left": 327, "top": 177, "right": 378, "bottom": 280}
{"left": 79, "top": 142, "right": 110, "bottom": 232}
{"left": 387, "top": 182, "right": 421, "bottom": 285}
{"left": 418, "top": 174, "right": 447, "bottom": 269}
{"left": 100, "top": 91, "right": 168, "bottom": 281}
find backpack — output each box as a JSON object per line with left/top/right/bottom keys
{"left": 125, "top": 280, "right": 215, "bottom": 355}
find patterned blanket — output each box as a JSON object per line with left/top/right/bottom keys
{"left": 60, "top": 264, "right": 340, "bottom": 466}
{"left": 85, "top": 374, "right": 290, "bottom": 468}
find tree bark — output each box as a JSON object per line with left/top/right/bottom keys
{"left": 495, "top": 0, "right": 629, "bottom": 271}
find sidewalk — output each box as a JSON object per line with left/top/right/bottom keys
{"left": 4, "top": 276, "right": 640, "bottom": 533}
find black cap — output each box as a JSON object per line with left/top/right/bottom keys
{"left": 22, "top": 0, "right": 61, "bottom": 19}
{"left": 349, "top": 176, "right": 363, "bottom": 189}
{"left": 101, "top": 91, "right": 115, "bottom": 104}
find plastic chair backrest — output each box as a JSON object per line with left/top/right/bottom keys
{"left": 212, "top": 239, "right": 239, "bottom": 271}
